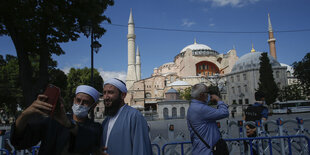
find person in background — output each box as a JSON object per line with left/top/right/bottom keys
{"left": 101, "top": 78, "right": 152, "bottom": 155}
{"left": 10, "top": 85, "right": 102, "bottom": 155}
{"left": 244, "top": 91, "right": 268, "bottom": 130}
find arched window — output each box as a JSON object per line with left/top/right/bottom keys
{"left": 145, "top": 92, "right": 151, "bottom": 98}
{"left": 163, "top": 108, "right": 169, "bottom": 119}
{"left": 277, "top": 82, "right": 281, "bottom": 89}
{"left": 196, "top": 61, "right": 219, "bottom": 77}
{"left": 180, "top": 107, "right": 185, "bottom": 118}
{"left": 172, "top": 107, "right": 177, "bottom": 118}
{"left": 276, "top": 71, "right": 280, "bottom": 78}
{"left": 244, "top": 85, "right": 248, "bottom": 92}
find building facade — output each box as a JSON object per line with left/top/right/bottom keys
{"left": 226, "top": 51, "right": 287, "bottom": 112}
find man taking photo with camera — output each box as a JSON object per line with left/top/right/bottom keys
{"left": 187, "top": 83, "right": 229, "bottom": 155}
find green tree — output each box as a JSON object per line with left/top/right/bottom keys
{"left": 0, "top": 55, "right": 23, "bottom": 115}
{"left": 0, "top": 0, "right": 114, "bottom": 107}
{"left": 0, "top": 55, "right": 69, "bottom": 114}
{"left": 65, "top": 67, "right": 103, "bottom": 111}
{"left": 258, "top": 52, "right": 279, "bottom": 105}
{"left": 179, "top": 87, "right": 191, "bottom": 101}
{"left": 278, "top": 84, "right": 305, "bottom": 101}
{"left": 292, "top": 52, "right": 310, "bottom": 96}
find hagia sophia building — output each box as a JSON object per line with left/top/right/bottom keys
{"left": 95, "top": 10, "right": 294, "bottom": 119}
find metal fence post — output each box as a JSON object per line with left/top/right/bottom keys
{"left": 238, "top": 120, "right": 245, "bottom": 155}
{"left": 277, "top": 118, "right": 286, "bottom": 155}
{"left": 296, "top": 117, "right": 306, "bottom": 155}
{"left": 256, "top": 120, "right": 264, "bottom": 155}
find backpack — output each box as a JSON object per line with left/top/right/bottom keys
{"left": 245, "top": 105, "right": 265, "bottom": 122}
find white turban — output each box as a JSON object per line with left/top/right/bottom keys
{"left": 75, "top": 85, "right": 100, "bottom": 102}
{"left": 104, "top": 78, "right": 127, "bottom": 93}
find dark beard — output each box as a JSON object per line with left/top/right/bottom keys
{"left": 104, "top": 97, "right": 122, "bottom": 117}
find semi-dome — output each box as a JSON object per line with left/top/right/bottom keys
{"left": 166, "top": 88, "right": 178, "bottom": 94}
{"left": 231, "top": 52, "right": 281, "bottom": 73}
{"left": 180, "top": 40, "right": 212, "bottom": 53}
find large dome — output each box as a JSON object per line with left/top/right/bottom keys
{"left": 180, "top": 42, "right": 212, "bottom": 53}
{"left": 231, "top": 52, "right": 281, "bottom": 73}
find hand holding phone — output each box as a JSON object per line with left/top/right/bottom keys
{"left": 43, "top": 84, "right": 61, "bottom": 116}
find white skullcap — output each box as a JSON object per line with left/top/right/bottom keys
{"left": 104, "top": 78, "right": 127, "bottom": 93}
{"left": 75, "top": 85, "right": 100, "bottom": 103}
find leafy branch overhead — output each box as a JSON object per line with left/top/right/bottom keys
{"left": 0, "top": 0, "right": 114, "bottom": 107}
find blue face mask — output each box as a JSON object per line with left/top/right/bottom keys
{"left": 72, "top": 103, "right": 91, "bottom": 118}
{"left": 205, "top": 94, "right": 210, "bottom": 104}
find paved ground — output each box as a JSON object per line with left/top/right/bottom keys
{"left": 148, "top": 113, "right": 310, "bottom": 154}
{"left": 148, "top": 113, "right": 310, "bottom": 141}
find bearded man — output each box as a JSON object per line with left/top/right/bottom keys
{"left": 101, "top": 78, "right": 152, "bottom": 155}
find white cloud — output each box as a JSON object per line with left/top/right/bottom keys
{"left": 61, "top": 64, "right": 83, "bottom": 74}
{"left": 181, "top": 19, "right": 196, "bottom": 27}
{"left": 60, "top": 67, "right": 127, "bottom": 82}
{"left": 61, "top": 67, "right": 71, "bottom": 74}
{"left": 200, "top": 0, "right": 260, "bottom": 7}
{"left": 209, "top": 23, "right": 215, "bottom": 27}
{"left": 98, "top": 69, "right": 127, "bottom": 82}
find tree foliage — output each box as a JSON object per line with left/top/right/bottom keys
{"left": 0, "top": 55, "right": 23, "bottom": 115}
{"left": 179, "top": 87, "right": 191, "bottom": 101}
{"left": 257, "top": 52, "right": 279, "bottom": 105}
{"left": 65, "top": 67, "right": 103, "bottom": 111}
{"left": 0, "top": 0, "right": 114, "bottom": 107}
{"left": 0, "top": 55, "right": 68, "bottom": 115}
{"left": 292, "top": 52, "right": 310, "bottom": 96}
{"left": 278, "top": 84, "right": 305, "bottom": 101}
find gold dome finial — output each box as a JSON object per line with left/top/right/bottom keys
{"left": 251, "top": 43, "right": 256, "bottom": 53}
{"left": 194, "top": 38, "right": 197, "bottom": 44}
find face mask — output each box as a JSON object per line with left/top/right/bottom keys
{"left": 72, "top": 103, "right": 91, "bottom": 118}
{"left": 205, "top": 94, "right": 211, "bottom": 104}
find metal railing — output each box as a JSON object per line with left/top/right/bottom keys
{"left": 0, "top": 144, "right": 161, "bottom": 155}
{"left": 152, "top": 143, "right": 161, "bottom": 155}
{"left": 161, "top": 135, "right": 310, "bottom": 155}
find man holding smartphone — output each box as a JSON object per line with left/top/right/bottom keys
{"left": 10, "top": 85, "right": 102, "bottom": 155}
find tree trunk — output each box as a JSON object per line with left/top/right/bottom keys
{"left": 9, "top": 28, "right": 36, "bottom": 107}
{"left": 36, "top": 33, "right": 49, "bottom": 94}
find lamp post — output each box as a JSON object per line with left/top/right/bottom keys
{"left": 84, "top": 24, "right": 101, "bottom": 121}
{"left": 91, "top": 39, "right": 101, "bottom": 86}
{"left": 84, "top": 25, "right": 102, "bottom": 86}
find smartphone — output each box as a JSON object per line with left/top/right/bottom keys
{"left": 43, "top": 84, "right": 61, "bottom": 116}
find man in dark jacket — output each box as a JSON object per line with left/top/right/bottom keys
{"left": 10, "top": 85, "right": 102, "bottom": 155}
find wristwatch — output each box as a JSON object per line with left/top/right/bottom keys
{"left": 67, "top": 119, "right": 77, "bottom": 129}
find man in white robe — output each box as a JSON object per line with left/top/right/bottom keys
{"left": 101, "top": 78, "right": 152, "bottom": 155}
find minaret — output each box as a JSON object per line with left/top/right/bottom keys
{"left": 268, "top": 13, "right": 277, "bottom": 59}
{"left": 126, "top": 9, "right": 137, "bottom": 89}
{"left": 136, "top": 46, "right": 141, "bottom": 80}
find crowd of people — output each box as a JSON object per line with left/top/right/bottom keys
{"left": 7, "top": 79, "right": 268, "bottom": 155}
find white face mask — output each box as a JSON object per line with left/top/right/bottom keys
{"left": 72, "top": 103, "right": 91, "bottom": 118}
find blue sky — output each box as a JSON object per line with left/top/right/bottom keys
{"left": 1, "top": 0, "right": 310, "bottom": 82}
